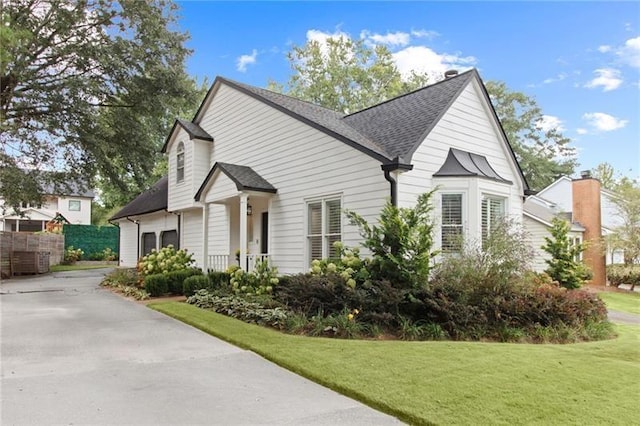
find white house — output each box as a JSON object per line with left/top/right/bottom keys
{"left": 0, "top": 181, "right": 94, "bottom": 232}
{"left": 111, "top": 69, "right": 529, "bottom": 273}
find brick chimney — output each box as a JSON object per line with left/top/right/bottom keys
{"left": 572, "top": 172, "right": 606, "bottom": 286}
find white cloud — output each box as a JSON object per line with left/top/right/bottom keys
{"left": 582, "top": 112, "right": 628, "bottom": 131}
{"left": 543, "top": 73, "right": 567, "bottom": 84}
{"left": 361, "top": 30, "right": 411, "bottom": 47}
{"left": 536, "top": 115, "right": 565, "bottom": 133}
{"left": 392, "top": 46, "right": 476, "bottom": 79}
{"left": 411, "top": 29, "right": 439, "bottom": 39}
{"left": 305, "top": 29, "right": 350, "bottom": 57}
{"left": 585, "top": 68, "right": 623, "bottom": 91}
{"left": 617, "top": 36, "right": 640, "bottom": 68}
{"left": 576, "top": 128, "right": 589, "bottom": 135}
{"left": 597, "top": 45, "right": 612, "bottom": 53}
{"left": 236, "top": 49, "right": 257, "bottom": 72}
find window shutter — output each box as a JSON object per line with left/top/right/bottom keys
{"left": 441, "top": 194, "right": 463, "bottom": 252}
{"left": 325, "top": 199, "right": 341, "bottom": 258}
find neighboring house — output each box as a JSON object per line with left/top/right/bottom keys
{"left": 523, "top": 173, "right": 620, "bottom": 285}
{"left": 111, "top": 69, "right": 529, "bottom": 273}
{"left": 0, "top": 181, "right": 94, "bottom": 232}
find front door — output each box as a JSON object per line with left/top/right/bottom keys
{"left": 261, "top": 212, "right": 268, "bottom": 254}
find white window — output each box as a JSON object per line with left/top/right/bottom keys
{"left": 441, "top": 193, "right": 463, "bottom": 252}
{"left": 176, "top": 142, "right": 185, "bottom": 183}
{"left": 481, "top": 195, "right": 506, "bottom": 245}
{"left": 68, "top": 200, "right": 81, "bottom": 211}
{"left": 307, "top": 197, "right": 341, "bottom": 264}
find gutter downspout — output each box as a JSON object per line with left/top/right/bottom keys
{"left": 381, "top": 157, "right": 414, "bottom": 207}
{"left": 126, "top": 217, "right": 140, "bottom": 259}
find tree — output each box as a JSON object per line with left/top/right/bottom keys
{"left": 272, "top": 36, "right": 577, "bottom": 191}
{"left": 592, "top": 162, "right": 617, "bottom": 190}
{"left": 484, "top": 81, "right": 577, "bottom": 191}
{"left": 542, "top": 217, "right": 591, "bottom": 289}
{"left": 1, "top": 0, "right": 202, "bottom": 207}
{"left": 271, "top": 36, "right": 430, "bottom": 114}
{"left": 608, "top": 178, "right": 640, "bottom": 264}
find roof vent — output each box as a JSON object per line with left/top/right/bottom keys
{"left": 580, "top": 170, "right": 592, "bottom": 179}
{"left": 444, "top": 70, "right": 459, "bottom": 79}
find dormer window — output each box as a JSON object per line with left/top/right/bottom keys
{"left": 176, "top": 142, "right": 185, "bottom": 183}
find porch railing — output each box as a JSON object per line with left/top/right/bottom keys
{"left": 208, "top": 254, "right": 229, "bottom": 272}
{"left": 207, "top": 254, "right": 271, "bottom": 272}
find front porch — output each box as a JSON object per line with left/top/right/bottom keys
{"left": 195, "top": 162, "right": 277, "bottom": 272}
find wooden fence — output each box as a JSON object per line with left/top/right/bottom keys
{"left": 0, "top": 232, "right": 64, "bottom": 278}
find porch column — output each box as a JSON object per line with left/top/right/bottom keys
{"left": 16, "top": 218, "right": 20, "bottom": 232}
{"left": 202, "top": 203, "right": 209, "bottom": 271}
{"left": 239, "top": 193, "right": 248, "bottom": 271}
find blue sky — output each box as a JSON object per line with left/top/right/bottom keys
{"left": 176, "top": 1, "right": 639, "bottom": 179}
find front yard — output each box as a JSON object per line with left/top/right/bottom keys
{"left": 151, "top": 301, "right": 639, "bottom": 425}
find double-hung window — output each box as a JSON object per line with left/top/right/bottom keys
{"left": 68, "top": 200, "right": 81, "bottom": 211}
{"left": 441, "top": 193, "right": 463, "bottom": 252}
{"left": 307, "top": 197, "right": 341, "bottom": 264}
{"left": 481, "top": 195, "right": 505, "bottom": 245}
{"left": 176, "top": 142, "right": 185, "bottom": 183}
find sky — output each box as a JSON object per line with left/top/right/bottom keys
{"left": 175, "top": 1, "right": 640, "bottom": 180}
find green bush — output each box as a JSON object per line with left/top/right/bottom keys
{"left": 607, "top": 264, "right": 640, "bottom": 289}
{"left": 63, "top": 246, "right": 84, "bottom": 264}
{"left": 273, "top": 272, "right": 354, "bottom": 315}
{"left": 138, "top": 245, "right": 194, "bottom": 276}
{"left": 186, "top": 291, "right": 287, "bottom": 329}
{"left": 542, "top": 217, "right": 592, "bottom": 289}
{"left": 144, "top": 274, "right": 169, "bottom": 297}
{"left": 101, "top": 268, "right": 140, "bottom": 288}
{"left": 229, "top": 260, "right": 279, "bottom": 296}
{"left": 183, "top": 275, "right": 210, "bottom": 297}
{"left": 208, "top": 271, "right": 231, "bottom": 288}
{"left": 165, "top": 268, "right": 202, "bottom": 295}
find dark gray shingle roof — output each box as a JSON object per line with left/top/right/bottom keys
{"left": 195, "top": 162, "right": 277, "bottom": 201}
{"left": 109, "top": 176, "right": 168, "bottom": 221}
{"left": 176, "top": 119, "right": 213, "bottom": 141}
{"left": 433, "top": 148, "right": 512, "bottom": 183}
{"left": 343, "top": 70, "right": 475, "bottom": 160}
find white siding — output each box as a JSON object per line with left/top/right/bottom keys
{"left": 196, "top": 84, "right": 389, "bottom": 273}
{"left": 398, "top": 80, "right": 525, "bottom": 247}
{"left": 536, "top": 177, "right": 573, "bottom": 212}
{"left": 181, "top": 209, "right": 203, "bottom": 268}
{"left": 167, "top": 129, "right": 212, "bottom": 212}
{"left": 56, "top": 196, "right": 92, "bottom": 224}
{"left": 203, "top": 171, "right": 239, "bottom": 203}
{"left": 116, "top": 211, "right": 178, "bottom": 267}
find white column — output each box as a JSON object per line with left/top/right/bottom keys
{"left": 16, "top": 218, "right": 20, "bottom": 232}
{"left": 239, "top": 194, "right": 248, "bottom": 271}
{"left": 202, "top": 203, "right": 209, "bottom": 271}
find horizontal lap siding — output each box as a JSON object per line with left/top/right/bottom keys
{"left": 168, "top": 128, "right": 195, "bottom": 211}
{"left": 199, "top": 84, "right": 388, "bottom": 273}
{"left": 209, "top": 204, "right": 228, "bottom": 255}
{"left": 118, "top": 211, "right": 179, "bottom": 267}
{"left": 181, "top": 210, "right": 203, "bottom": 268}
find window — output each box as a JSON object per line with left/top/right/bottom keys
{"left": 481, "top": 195, "right": 505, "bottom": 245}
{"left": 176, "top": 142, "right": 185, "bottom": 183}
{"left": 307, "top": 197, "right": 341, "bottom": 264}
{"left": 68, "top": 200, "right": 81, "bottom": 211}
{"left": 161, "top": 230, "right": 179, "bottom": 249}
{"left": 441, "top": 193, "right": 463, "bottom": 252}
{"left": 141, "top": 232, "right": 157, "bottom": 256}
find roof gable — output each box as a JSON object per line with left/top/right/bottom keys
{"left": 195, "top": 162, "right": 277, "bottom": 202}
{"left": 161, "top": 119, "right": 213, "bottom": 153}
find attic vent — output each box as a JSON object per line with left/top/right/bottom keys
{"left": 444, "top": 70, "right": 459, "bottom": 79}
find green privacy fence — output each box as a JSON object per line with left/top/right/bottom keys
{"left": 62, "top": 224, "right": 119, "bottom": 259}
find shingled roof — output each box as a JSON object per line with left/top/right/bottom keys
{"left": 434, "top": 148, "right": 512, "bottom": 183}
{"left": 161, "top": 119, "right": 213, "bottom": 153}
{"left": 109, "top": 176, "right": 168, "bottom": 221}
{"left": 195, "top": 162, "right": 276, "bottom": 201}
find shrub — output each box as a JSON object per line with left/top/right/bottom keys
{"left": 186, "top": 291, "right": 288, "bottom": 329}
{"left": 144, "top": 274, "right": 169, "bottom": 297}
{"left": 63, "top": 246, "right": 83, "bottom": 264}
{"left": 542, "top": 217, "right": 592, "bottom": 289}
{"left": 165, "top": 268, "right": 202, "bottom": 295}
{"left": 607, "top": 264, "right": 640, "bottom": 289}
{"left": 229, "top": 260, "right": 279, "bottom": 296}
{"left": 208, "top": 271, "right": 231, "bottom": 288}
{"left": 345, "top": 190, "right": 437, "bottom": 288}
{"left": 183, "top": 275, "right": 210, "bottom": 297}
{"left": 273, "top": 272, "right": 353, "bottom": 315}
{"left": 101, "top": 268, "right": 139, "bottom": 288}
{"left": 138, "top": 245, "right": 194, "bottom": 276}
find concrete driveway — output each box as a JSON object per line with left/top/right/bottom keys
{"left": 1, "top": 269, "right": 400, "bottom": 425}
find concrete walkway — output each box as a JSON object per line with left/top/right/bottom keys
{"left": 1, "top": 270, "right": 400, "bottom": 425}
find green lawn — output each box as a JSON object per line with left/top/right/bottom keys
{"left": 50, "top": 264, "right": 116, "bottom": 272}
{"left": 150, "top": 302, "right": 639, "bottom": 425}
{"left": 599, "top": 291, "right": 640, "bottom": 315}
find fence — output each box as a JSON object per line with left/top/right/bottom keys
{"left": 0, "top": 231, "right": 65, "bottom": 278}
{"left": 62, "top": 224, "right": 119, "bottom": 259}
